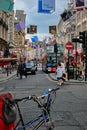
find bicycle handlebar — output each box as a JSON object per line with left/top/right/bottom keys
{"left": 11, "top": 87, "right": 60, "bottom": 105}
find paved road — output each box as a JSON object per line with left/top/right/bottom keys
{"left": 0, "top": 68, "right": 87, "bottom": 130}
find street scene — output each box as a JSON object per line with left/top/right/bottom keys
{"left": 0, "top": 0, "right": 87, "bottom": 130}
{"left": 0, "top": 67, "right": 87, "bottom": 130}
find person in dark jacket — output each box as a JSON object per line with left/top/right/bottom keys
{"left": 18, "top": 61, "right": 24, "bottom": 79}
{"left": 23, "top": 62, "right": 27, "bottom": 78}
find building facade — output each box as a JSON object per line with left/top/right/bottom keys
{"left": 14, "top": 10, "right": 26, "bottom": 61}
{"left": 0, "top": 11, "right": 9, "bottom": 57}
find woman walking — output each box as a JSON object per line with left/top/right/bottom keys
{"left": 56, "top": 62, "right": 63, "bottom": 86}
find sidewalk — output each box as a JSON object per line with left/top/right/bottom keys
{"left": 0, "top": 70, "right": 17, "bottom": 83}
{"left": 49, "top": 73, "right": 87, "bottom": 84}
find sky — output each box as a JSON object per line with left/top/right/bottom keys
{"left": 14, "top": 0, "right": 70, "bottom": 40}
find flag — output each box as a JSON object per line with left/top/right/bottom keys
{"left": 16, "top": 22, "right": 25, "bottom": 31}
{"left": 30, "top": 25, "right": 37, "bottom": 34}
{"left": 49, "top": 26, "right": 56, "bottom": 34}
{"left": 60, "top": 10, "right": 72, "bottom": 21}
{"left": 38, "top": 0, "right": 54, "bottom": 13}
{"left": 42, "top": 0, "right": 55, "bottom": 11}
{"left": 33, "top": 36, "right": 38, "bottom": 41}
{"left": 74, "top": 0, "right": 87, "bottom": 10}
{"left": 31, "top": 36, "right": 38, "bottom": 43}
{"left": 31, "top": 37, "right": 36, "bottom": 43}
{"left": 0, "top": 0, "right": 14, "bottom": 12}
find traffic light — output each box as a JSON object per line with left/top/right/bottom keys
{"left": 54, "top": 44, "right": 57, "bottom": 53}
{"left": 79, "top": 31, "right": 85, "bottom": 48}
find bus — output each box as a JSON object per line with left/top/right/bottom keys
{"left": 42, "top": 44, "right": 64, "bottom": 73}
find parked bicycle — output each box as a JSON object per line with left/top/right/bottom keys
{"left": 75, "top": 71, "right": 84, "bottom": 81}
{"left": 11, "top": 87, "right": 60, "bottom": 130}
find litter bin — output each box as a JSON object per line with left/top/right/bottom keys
{"left": 68, "top": 65, "right": 74, "bottom": 79}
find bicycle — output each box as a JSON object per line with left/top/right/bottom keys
{"left": 75, "top": 71, "right": 84, "bottom": 81}
{"left": 11, "top": 87, "right": 60, "bottom": 130}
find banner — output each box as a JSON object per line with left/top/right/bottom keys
{"left": 0, "top": 0, "right": 14, "bottom": 12}
{"left": 42, "top": 0, "right": 55, "bottom": 11}
{"left": 60, "top": 10, "right": 72, "bottom": 21}
{"left": 74, "top": 0, "right": 87, "bottom": 10}
{"left": 38, "top": 0, "right": 54, "bottom": 13}
{"left": 30, "top": 25, "right": 37, "bottom": 34}
{"left": 16, "top": 22, "right": 25, "bottom": 31}
{"left": 49, "top": 25, "right": 56, "bottom": 34}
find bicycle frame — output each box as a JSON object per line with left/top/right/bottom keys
{"left": 14, "top": 100, "right": 50, "bottom": 130}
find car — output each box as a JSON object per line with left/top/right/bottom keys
{"left": 25, "top": 61, "right": 36, "bottom": 74}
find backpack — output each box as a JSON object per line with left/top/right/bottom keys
{"left": 0, "top": 93, "right": 17, "bottom": 124}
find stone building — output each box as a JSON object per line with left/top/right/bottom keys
{"left": 14, "top": 10, "right": 26, "bottom": 61}
{"left": 0, "top": 11, "right": 9, "bottom": 57}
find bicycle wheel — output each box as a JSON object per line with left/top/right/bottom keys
{"left": 77, "top": 75, "right": 84, "bottom": 81}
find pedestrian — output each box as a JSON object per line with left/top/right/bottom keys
{"left": 23, "top": 62, "right": 27, "bottom": 78}
{"left": 18, "top": 61, "right": 24, "bottom": 79}
{"left": 61, "top": 61, "right": 67, "bottom": 81}
{"left": 56, "top": 62, "right": 63, "bottom": 86}
{"left": 16, "top": 61, "right": 19, "bottom": 78}
{"left": 77, "top": 61, "right": 83, "bottom": 75}
{"left": 61, "top": 61, "right": 65, "bottom": 73}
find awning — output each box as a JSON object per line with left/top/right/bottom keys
{"left": 0, "top": 58, "right": 17, "bottom": 61}
{"left": 0, "top": 58, "right": 18, "bottom": 66}
{"left": 0, "top": 61, "right": 10, "bottom": 66}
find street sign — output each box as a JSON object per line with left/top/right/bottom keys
{"left": 65, "top": 41, "right": 73, "bottom": 50}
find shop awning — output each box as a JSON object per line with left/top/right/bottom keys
{"left": 0, "top": 58, "right": 17, "bottom": 66}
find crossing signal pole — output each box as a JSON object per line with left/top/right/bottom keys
{"left": 54, "top": 43, "right": 58, "bottom": 68}
{"left": 79, "top": 31, "right": 87, "bottom": 81}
